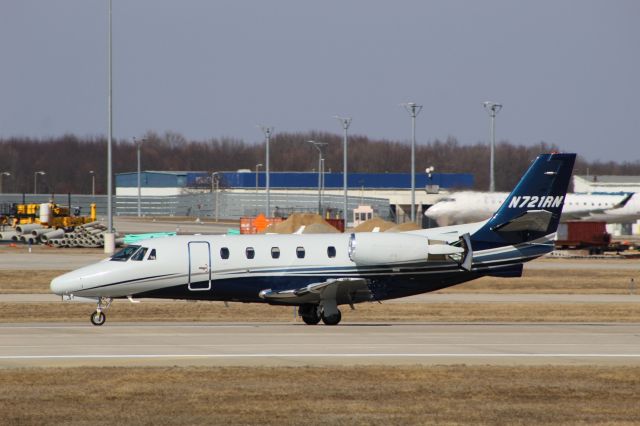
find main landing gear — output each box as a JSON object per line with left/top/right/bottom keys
{"left": 298, "top": 304, "right": 342, "bottom": 326}
{"left": 90, "top": 297, "right": 112, "bottom": 326}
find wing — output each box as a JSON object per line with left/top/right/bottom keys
{"left": 259, "top": 278, "right": 373, "bottom": 306}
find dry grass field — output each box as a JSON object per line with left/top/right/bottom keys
{"left": 2, "top": 300, "right": 640, "bottom": 323}
{"left": 1, "top": 365, "right": 639, "bottom": 425}
{"left": 0, "top": 270, "right": 60, "bottom": 293}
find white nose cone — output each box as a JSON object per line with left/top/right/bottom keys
{"left": 50, "top": 272, "right": 82, "bottom": 295}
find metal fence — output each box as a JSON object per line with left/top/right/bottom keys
{"left": 0, "top": 192, "right": 391, "bottom": 221}
{"left": 116, "top": 192, "right": 391, "bottom": 220}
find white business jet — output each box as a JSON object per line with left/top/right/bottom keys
{"left": 51, "top": 153, "right": 576, "bottom": 326}
{"left": 425, "top": 191, "right": 633, "bottom": 226}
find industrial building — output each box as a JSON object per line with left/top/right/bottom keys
{"left": 573, "top": 175, "right": 640, "bottom": 193}
{"left": 116, "top": 170, "right": 474, "bottom": 223}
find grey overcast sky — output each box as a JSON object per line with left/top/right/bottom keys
{"left": 1, "top": 1, "right": 638, "bottom": 162}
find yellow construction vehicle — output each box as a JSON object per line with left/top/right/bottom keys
{"left": 2, "top": 202, "right": 96, "bottom": 229}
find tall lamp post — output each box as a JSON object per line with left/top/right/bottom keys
{"left": 104, "top": 0, "right": 115, "bottom": 253}
{"left": 307, "top": 140, "right": 328, "bottom": 215}
{"left": 483, "top": 101, "right": 502, "bottom": 192}
{"left": 259, "top": 126, "right": 273, "bottom": 216}
{"left": 134, "top": 137, "right": 145, "bottom": 217}
{"left": 334, "top": 115, "right": 351, "bottom": 223}
{"left": 255, "top": 163, "right": 263, "bottom": 192}
{"left": 34, "top": 171, "right": 46, "bottom": 194}
{"left": 89, "top": 170, "right": 95, "bottom": 197}
{"left": 211, "top": 172, "right": 219, "bottom": 222}
{"left": 402, "top": 102, "right": 423, "bottom": 223}
{"left": 0, "top": 172, "right": 10, "bottom": 194}
{"left": 255, "top": 163, "right": 263, "bottom": 213}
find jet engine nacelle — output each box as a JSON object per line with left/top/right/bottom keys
{"left": 348, "top": 232, "right": 463, "bottom": 265}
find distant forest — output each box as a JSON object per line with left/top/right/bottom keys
{"left": 1, "top": 131, "right": 639, "bottom": 194}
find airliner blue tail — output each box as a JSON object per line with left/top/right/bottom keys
{"left": 470, "top": 153, "right": 576, "bottom": 250}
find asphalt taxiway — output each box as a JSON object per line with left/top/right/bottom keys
{"left": 1, "top": 322, "right": 639, "bottom": 368}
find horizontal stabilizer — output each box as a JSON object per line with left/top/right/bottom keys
{"left": 491, "top": 209, "right": 553, "bottom": 233}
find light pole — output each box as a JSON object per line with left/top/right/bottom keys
{"left": 259, "top": 126, "right": 273, "bottom": 216}
{"left": 307, "top": 140, "right": 328, "bottom": 215}
{"left": 105, "top": 0, "right": 115, "bottom": 253}
{"left": 211, "top": 172, "right": 219, "bottom": 222}
{"left": 0, "top": 172, "right": 10, "bottom": 194}
{"left": 483, "top": 101, "right": 503, "bottom": 192}
{"left": 255, "top": 163, "right": 263, "bottom": 189}
{"left": 89, "top": 170, "right": 95, "bottom": 197}
{"left": 334, "top": 115, "right": 351, "bottom": 224}
{"left": 402, "top": 102, "right": 423, "bottom": 223}
{"left": 34, "top": 171, "right": 45, "bottom": 194}
{"left": 255, "top": 163, "right": 263, "bottom": 210}
{"left": 134, "top": 137, "right": 145, "bottom": 217}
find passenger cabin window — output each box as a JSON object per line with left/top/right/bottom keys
{"left": 296, "top": 247, "right": 305, "bottom": 259}
{"left": 110, "top": 245, "right": 140, "bottom": 262}
{"left": 131, "top": 247, "right": 148, "bottom": 261}
{"left": 327, "top": 246, "right": 336, "bottom": 258}
{"left": 220, "top": 247, "right": 230, "bottom": 259}
{"left": 148, "top": 249, "right": 157, "bottom": 260}
{"left": 246, "top": 247, "right": 255, "bottom": 259}
{"left": 271, "top": 247, "right": 280, "bottom": 259}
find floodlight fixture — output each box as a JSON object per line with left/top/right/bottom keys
{"left": 483, "top": 101, "right": 503, "bottom": 192}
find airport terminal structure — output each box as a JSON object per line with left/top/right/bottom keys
{"left": 115, "top": 170, "right": 474, "bottom": 224}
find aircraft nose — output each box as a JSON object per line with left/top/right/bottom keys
{"left": 50, "top": 272, "right": 82, "bottom": 295}
{"left": 425, "top": 204, "right": 441, "bottom": 219}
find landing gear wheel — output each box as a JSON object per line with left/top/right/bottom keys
{"left": 299, "top": 304, "right": 321, "bottom": 325}
{"left": 90, "top": 311, "right": 106, "bottom": 326}
{"left": 321, "top": 309, "right": 342, "bottom": 326}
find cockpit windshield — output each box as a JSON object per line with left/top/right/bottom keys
{"left": 131, "top": 247, "right": 148, "bottom": 261}
{"left": 110, "top": 245, "right": 141, "bottom": 262}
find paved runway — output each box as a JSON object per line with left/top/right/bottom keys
{"left": 1, "top": 322, "right": 639, "bottom": 368}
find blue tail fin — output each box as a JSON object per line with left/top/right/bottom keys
{"left": 470, "top": 153, "right": 576, "bottom": 250}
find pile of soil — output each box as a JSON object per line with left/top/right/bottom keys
{"left": 303, "top": 222, "right": 340, "bottom": 234}
{"left": 352, "top": 217, "right": 396, "bottom": 233}
{"left": 263, "top": 213, "right": 339, "bottom": 234}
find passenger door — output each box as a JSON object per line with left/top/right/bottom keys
{"left": 188, "top": 241, "right": 211, "bottom": 291}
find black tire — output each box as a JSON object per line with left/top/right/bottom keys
{"left": 321, "top": 309, "right": 341, "bottom": 326}
{"left": 299, "top": 304, "right": 321, "bottom": 325}
{"left": 90, "top": 311, "right": 106, "bottom": 326}
{"left": 302, "top": 313, "right": 321, "bottom": 325}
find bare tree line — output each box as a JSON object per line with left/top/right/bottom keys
{"left": 0, "top": 132, "right": 638, "bottom": 194}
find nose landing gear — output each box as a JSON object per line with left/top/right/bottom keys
{"left": 90, "top": 311, "right": 106, "bottom": 326}
{"left": 90, "top": 297, "right": 112, "bottom": 326}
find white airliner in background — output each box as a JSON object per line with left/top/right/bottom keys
{"left": 51, "top": 153, "right": 576, "bottom": 327}
{"left": 425, "top": 191, "right": 635, "bottom": 226}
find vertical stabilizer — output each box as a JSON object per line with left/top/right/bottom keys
{"left": 471, "top": 153, "right": 576, "bottom": 250}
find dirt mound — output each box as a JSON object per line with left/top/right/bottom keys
{"left": 302, "top": 223, "right": 340, "bottom": 234}
{"left": 263, "top": 213, "right": 338, "bottom": 234}
{"left": 385, "top": 222, "right": 422, "bottom": 232}
{"left": 352, "top": 217, "right": 396, "bottom": 233}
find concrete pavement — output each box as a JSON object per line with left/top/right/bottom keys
{"left": 1, "top": 322, "right": 639, "bottom": 368}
